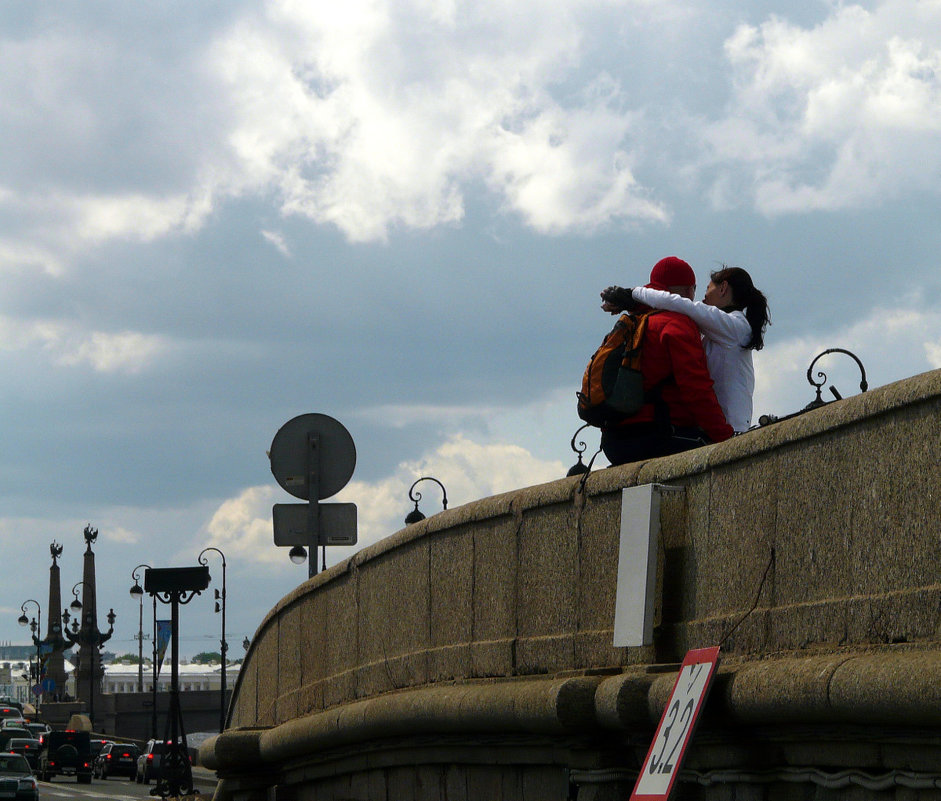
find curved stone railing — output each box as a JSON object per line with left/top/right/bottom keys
{"left": 203, "top": 368, "right": 941, "bottom": 799}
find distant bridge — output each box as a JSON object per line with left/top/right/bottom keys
{"left": 202, "top": 368, "right": 941, "bottom": 801}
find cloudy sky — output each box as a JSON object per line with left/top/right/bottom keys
{"left": 2, "top": 0, "right": 940, "bottom": 660}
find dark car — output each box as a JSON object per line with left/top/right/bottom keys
{"left": 6, "top": 739, "right": 41, "bottom": 769}
{"left": 89, "top": 738, "right": 112, "bottom": 759}
{"left": 37, "top": 729, "right": 93, "bottom": 783}
{"left": 94, "top": 742, "right": 140, "bottom": 780}
{"left": 0, "top": 729, "right": 30, "bottom": 752}
{"left": 22, "top": 724, "right": 49, "bottom": 741}
{"left": 0, "top": 752, "right": 39, "bottom": 801}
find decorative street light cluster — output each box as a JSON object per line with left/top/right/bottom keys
{"left": 14, "top": 531, "right": 115, "bottom": 719}
{"left": 63, "top": 577, "right": 116, "bottom": 728}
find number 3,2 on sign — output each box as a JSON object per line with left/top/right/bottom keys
{"left": 630, "top": 646, "right": 721, "bottom": 801}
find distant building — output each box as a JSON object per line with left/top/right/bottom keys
{"left": 0, "top": 654, "right": 240, "bottom": 705}
{"left": 0, "top": 645, "right": 42, "bottom": 661}
{"left": 101, "top": 662, "right": 241, "bottom": 694}
{"left": 0, "top": 658, "right": 76, "bottom": 704}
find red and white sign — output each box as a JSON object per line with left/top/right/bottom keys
{"left": 630, "top": 646, "right": 720, "bottom": 801}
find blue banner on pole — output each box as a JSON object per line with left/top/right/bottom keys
{"left": 156, "top": 620, "right": 172, "bottom": 678}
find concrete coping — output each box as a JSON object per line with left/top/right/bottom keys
{"left": 206, "top": 645, "right": 941, "bottom": 773}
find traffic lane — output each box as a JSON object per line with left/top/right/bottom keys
{"left": 37, "top": 776, "right": 210, "bottom": 799}
{"left": 38, "top": 776, "right": 151, "bottom": 799}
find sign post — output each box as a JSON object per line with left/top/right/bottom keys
{"left": 630, "top": 646, "right": 721, "bottom": 801}
{"left": 269, "top": 413, "right": 358, "bottom": 577}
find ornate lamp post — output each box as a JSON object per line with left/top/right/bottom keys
{"left": 404, "top": 477, "right": 448, "bottom": 524}
{"left": 63, "top": 578, "right": 115, "bottom": 728}
{"left": 17, "top": 600, "right": 42, "bottom": 706}
{"left": 198, "top": 547, "right": 228, "bottom": 733}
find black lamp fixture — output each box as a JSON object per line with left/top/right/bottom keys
{"left": 567, "top": 423, "right": 597, "bottom": 477}
{"left": 17, "top": 599, "right": 40, "bottom": 630}
{"left": 759, "top": 348, "right": 869, "bottom": 426}
{"left": 803, "top": 348, "right": 868, "bottom": 410}
{"left": 69, "top": 581, "right": 86, "bottom": 612}
{"left": 198, "top": 547, "right": 229, "bottom": 734}
{"left": 405, "top": 476, "right": 448, "bottom": 524}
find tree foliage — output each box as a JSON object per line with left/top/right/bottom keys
{"left": 191, "top": 651, "right": 223, "bottom": 665}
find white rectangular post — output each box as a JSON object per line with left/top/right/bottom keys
{"left": 613, "top": 484, "right": 677, "bottom": 647}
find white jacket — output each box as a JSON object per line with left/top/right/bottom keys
{"left": 632, "top": 287, "right": 754, "bottom": 432}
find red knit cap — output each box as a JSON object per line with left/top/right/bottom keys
{"left": 647, "top": 256, "right": 695, "bottom": 290}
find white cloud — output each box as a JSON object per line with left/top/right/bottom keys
{"left": 72, "top": 190, "right": 215, "bottom": 244}
{"left": 0, "top": 187, "right": 215, "bottom": 279}
{"left": 0, "top": 317, "right": 169, "bottom": 374}
{"left": 261, "top": 229, "right": 292, "bottom": 257}
{"left": 203, "top": 485, "right": 283, "bottom": 565}
{"left": 706, "top": 0, "right": 941, "bottom": 213}
{"left": 203, "top": 434, "right": 565, "bottom": 571}
{"left": 102, "top": 526, "right": 141, "bottom": 545}
{"left": 208, "top": 0, "right": 664, "bottom": 241}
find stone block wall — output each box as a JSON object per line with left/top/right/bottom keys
{"left": 229, "top": 369, "right": 941, "bottom": 732}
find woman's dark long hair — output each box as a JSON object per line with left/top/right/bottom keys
{"left": 711, "top": 266, "right": 770, "bottom": 351}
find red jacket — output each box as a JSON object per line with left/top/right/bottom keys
{"left": 612, "top": 310, "right": 733, "bottom": 443}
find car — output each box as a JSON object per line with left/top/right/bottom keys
{"left": 0, "top": 730, "right": 30, "bottom": 753}
{"left": 94, "top": 742, "right": 140, "bottom": 780}
{"left": 0, "top": 698, "right": 23, "bottom": 713}
{"left": 0, "top": 707, "right": 22, "bottom": 720}
{"left": 0, "top": 752, "right": 39, "bottom": 801}
{"left": 36, "top": 729, "right": 93, "bottom": 783}
{"left": 135, "top": 739, "right": 166, "bottom": 784}
{"left": 22, "top": 724, "right": 49, "bottom": 741}
{"left": 89, "top": 738, "right": 112, "bottom": 757}
{"left": 0, "top": 719, "right": 27, "bottom": 730}
{"left": 6, "top": 739, "right": 41, "bottom": 769}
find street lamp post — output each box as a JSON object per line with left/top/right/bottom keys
{"left": 144, "top": 565, "right": 209, "bottom": 798}
{"left": 198, "top": 547, "right": 227, "bottom": 733}
{"left": 129, "top": 566, "right": 158, "bottom": 740}
{"left": 17, "top": 600, "right": 42, "bottom": 706}
{"left": 129, "top": 565, "right": 152, "bottom": 692}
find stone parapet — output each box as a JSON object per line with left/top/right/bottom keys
{"left": 208, "top": 368, "right": 941, "bottom": 800}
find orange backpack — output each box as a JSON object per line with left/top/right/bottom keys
{"left": 576, "top": 311, "right": 659, "bottom": 427}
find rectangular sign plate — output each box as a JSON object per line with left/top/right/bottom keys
{"left": 273, "top": 502, "right": 358, "bottom": 546}
{"left": 630, "top": 646, "right": 721, "bottom": 801}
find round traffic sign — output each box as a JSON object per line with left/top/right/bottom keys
{"left": 269, "top": 413, "right": 356, "bottom": 500}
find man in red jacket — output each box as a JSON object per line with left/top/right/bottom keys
{"left": 599, "top": 256, "right": 733, "bottom": 465}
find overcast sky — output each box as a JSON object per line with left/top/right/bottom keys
{"left": 2, "top": 0, "right": 940, "bottom": 660}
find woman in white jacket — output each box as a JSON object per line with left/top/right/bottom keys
{"left": 601, "top": 266, "right": 770, "bottom": 432}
